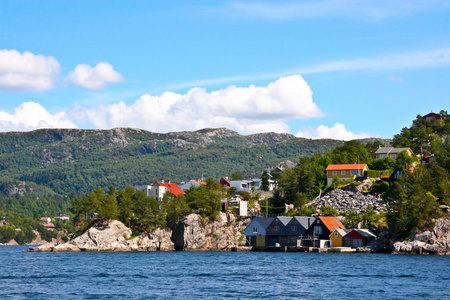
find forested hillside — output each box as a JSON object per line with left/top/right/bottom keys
{"left": 0, "top": 127, "right": 355, "bottom": 199}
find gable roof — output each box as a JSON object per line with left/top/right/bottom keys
{"left": 292, "top": 216, "right": 316, "bottom": 229}
{"left": 154, "top": 182, "right": 186, "bottom": 197}
{"left": 318, "top": 216, "right": 345, "bottom": 232}
{"left": 254, "top": 217, "right": 275, "bottom": 229}
{"left": 329, "top": 228, "right": 351, "bottom": 237}
{"left": 276, "top": 216, "right": 293, "bottom": 226}
{"left": 345, "top": 229, "right": 377, "bottom": 238}
{"left": 374, "top": 147, "right": 413, "bottom": 155}
{"left": 192, "top": 180, "right": 207, "bottom": 185}
{"left": 326, "top": 164, "right": 368, "bottom": 171}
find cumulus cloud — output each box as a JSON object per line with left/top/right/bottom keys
{"left": 65, "top": 62, "right": 124, "bottom": 90}
{"left": 296, "top": 123, "right": 375, "bottom": 140}
{"left": 70, "top": 75, "right": 324, "bottom": 134}
{"left": 0, "top": 49, "right": 61, "bottom": 91}
{"left": 0, "top": 102, "right": 77, "bottom": 132}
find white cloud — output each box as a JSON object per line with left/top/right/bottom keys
{"left": 296, "top": 123, "right": 375, "bottom": 140}
{"left": 0, "top": 102, "right": 77, "bottom": 132}
{"left": 0, "top": 49, "right": 61, "bottom": 91}
{"left": 65, "top": 62, "right": 124, "bottom": 90}
{"left": 70, "top": 75, "right": 324, "bottom": 134}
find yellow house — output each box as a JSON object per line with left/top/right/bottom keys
{"left": 325, "top": 164, "right": 369, "bottom": 186}
{"left": 329, "top": 229, "right": 350, "bottom": 247}
{"left": 373, "top": 147, "right": 413, "bottom": 159}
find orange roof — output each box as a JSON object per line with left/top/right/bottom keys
{"left": 193, "top": 181, "right": 207, "bottom": 185}
{"left": 319, "top": 216, "right": 345, "bottom": 232}
{"left": 155, "top": 182, "right": 186, "bottom": 197}
{"left": 326, "top": 164, "right": 368, "bottom": 171}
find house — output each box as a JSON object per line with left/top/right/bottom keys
{"left": 329, "top": 228, "right": 351, "bottom": 247}
{"left": 283, "top": 216, "right": 316, "bottom": 246}
{"left": 54, "top": 214, "right": 70, "bottom": 221}
{"left": 40, "top": 217, "right": 51, "bottom": 223}
{"left": 229, "top": 178, "right": 276, "bottom": 192}
{"left": 43, "top": 222, "right": 56, "bottom": 230}
{"left": 134, "top": 180, "right": 185, "bottom": 201}
{"left": 342, "top": 229, "right": 377, "bottom": 248}
{"left": 325, "top": 164, "right": 369, "bottom": 185}
{"left": 230, "top": 179, "right": 255, "bottom": 192}
{"left": 307, "top": 216, "right": 345, "bottom": 241}
{"left": 179, "top": 179, "right": 207, "bottom": 191}
{"left": 373, "top": 147, "right": 413, "bottom": 159}
{"left": 74, "top": 222, "right": 84, "bottom": 228}
{"left": 422, "top": 112, "right": 442, "bottom": 121}
{"left": 220, "top": 177, "right": 231, "bottom": 188}
{"left": 244, "top": 217, "right": 275, "bottom": 248}
{"left": 265, "top": 216, "right": 292, "bottom": 246}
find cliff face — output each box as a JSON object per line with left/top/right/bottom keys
{"left": 393, "top": 216, "right": 450, "bottom": 255}
{"left": 30, "top": 213, "right": 249, "bottom": 252}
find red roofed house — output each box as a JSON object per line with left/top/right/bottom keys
{"left": 41, "top": 217, "right": 51, "bottom": 223}
{"left": 325, "top": 164, "right": 369, "bottom": 185}
{"left": 135, "top": 180, "right": 185, "bottom": 201}
{"left": 422, "top": 112, "right": 442, "bottom": 121}
{"left": 43, "top": 222, "right": 56, "bottom": 230}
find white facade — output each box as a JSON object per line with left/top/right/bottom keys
{"left": 134, "top": 184, "right": 167, "bottom": 201}
{"left": 179, "top": 180, "right": 205, "bottom": 191}
{"left": 230, "top": 178, "right": 276, "bottom": 192}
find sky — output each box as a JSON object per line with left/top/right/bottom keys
{"left": 0, "top": 0, "right": 449, "bottom": 140}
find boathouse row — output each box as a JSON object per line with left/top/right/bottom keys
{"left": 244, "top": 216, "right": 348, "bottom": 248}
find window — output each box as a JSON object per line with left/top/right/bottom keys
{"left": 291, "top": 226, "right": 297, "bottom": 231}
{"left": 350, "top": 170, "right": 359, "bottom": 176}
{"left": 334, "top": 232, "right": 338, "bottom": 237}
{"left": 332, "top": 171, "right": 337, "bottom": 175}
{"left": 314, "top": 226, "right": 322, "bottom": 235}
{"left": 274, "top": 226, "right": 280, "bottom": 231}
{"left": 390, "top": 154, "right": 396, "bottom": 158}
{"left": 377, "top": 154, "right": 387, "bottom": 158}
{"left": 252, "top": 226, "right": 258, "bottom": 234}
{"left": 341, "top": 171, "right": 346, "bottom": 175}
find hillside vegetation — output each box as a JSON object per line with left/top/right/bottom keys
{"left": 0, "top": 127, "right": 368, "bottom": 216}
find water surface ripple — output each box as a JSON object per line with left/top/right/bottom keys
{"left": 1, "top": 246, "right": 449, "bottom": 299}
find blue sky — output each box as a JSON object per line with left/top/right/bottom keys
{"left": 0, "top": 0, "right": 449, "bottom": 139}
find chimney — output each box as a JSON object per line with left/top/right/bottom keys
{"left": 161, "top": 179, "right": 164, "bottom": 183}
{"left": 168, "top": 179, "right": 171, "bottom": 184}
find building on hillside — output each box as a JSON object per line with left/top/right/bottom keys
{"left": 43, "top": 222, "right": 56, "bottom": 230}
{"left": 54, "top": 214, "right": 70, "bottom": 221}
{"left": 229, "top": 178, "right": 276, "bottom": 192}
{"left": 373, "top": 147, "right": 413, "bottom": 159}
{"left": 179, "top": 179, "right": 207, "bottom": 191}
{"left": 220, "top": 177, "right": 231, "bottom": 188}
{"left": 134, "top": 180, "right": 185, "bottom": 201}
{"left": 41, "top": 217, "right": 51, "bottom": 223}
{"left": 342, "top": 229, "right": 377, "bottom": 248}
{"left": 325, "top": 164, "right": 369, "bottom": 185}
{"left": 422, "top": 112, "right": 442, "bottom": 121}
{"left": 329, "top": 228, "right": 351, "bottom": 247}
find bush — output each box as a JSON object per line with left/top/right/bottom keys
{"left": 320, "top": 206, "right": 337, "bottom": 216}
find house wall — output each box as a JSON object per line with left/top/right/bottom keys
{"left": 326, "top": 167, "right": 367, "bottom": 185}
{"left": 244, "top": 219, "right": 267, "bottom": 236}
{"left": 266, "top": 218, "right": 287, "bottom": 235}
{"left": 330, "top": 232, "right": 343, "bottom": 247}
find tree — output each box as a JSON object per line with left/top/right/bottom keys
{"left": 117, "top": 186, "right": 135, "bottom": 227}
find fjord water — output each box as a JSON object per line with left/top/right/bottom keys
{"left": 1, "top": 246, "right": 449, "bottom": 299}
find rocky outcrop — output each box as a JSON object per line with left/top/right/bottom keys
{"left": 393, "top": 217, "right": 450, "bottom": 255}
{"left": 29, "top": 213, "right": 249, "bottom": 252}
{"left": 312, "top": 186, "right": 386, "bottom": 214}
{"left": 171, "top": 213, "right": 247, "bottom": 251}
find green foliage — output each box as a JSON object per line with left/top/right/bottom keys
{"left": 371, "top": 181, "right": 390, "bottom": 195}
{"left": 320, "top": 206, "right": 337, "bottom": 216}
{"left": 0, "top": 226, "right": 16, "bottom": 243}
{"left": 14, "top": 225, "right": 36, "bottom": 245}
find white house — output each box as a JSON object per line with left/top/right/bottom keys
{"left": 230, "top": 178, "right": 276, "bottom": 192}
{"left": 134, "top": 181, "right": 185, "bottom": 201}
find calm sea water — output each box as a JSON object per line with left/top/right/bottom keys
{"left": 0, "top": 246, "right": 449, "bottom": 299}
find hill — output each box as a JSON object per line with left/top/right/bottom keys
{"left": 0, "top": 127, "right": 357, "bottom": 196}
